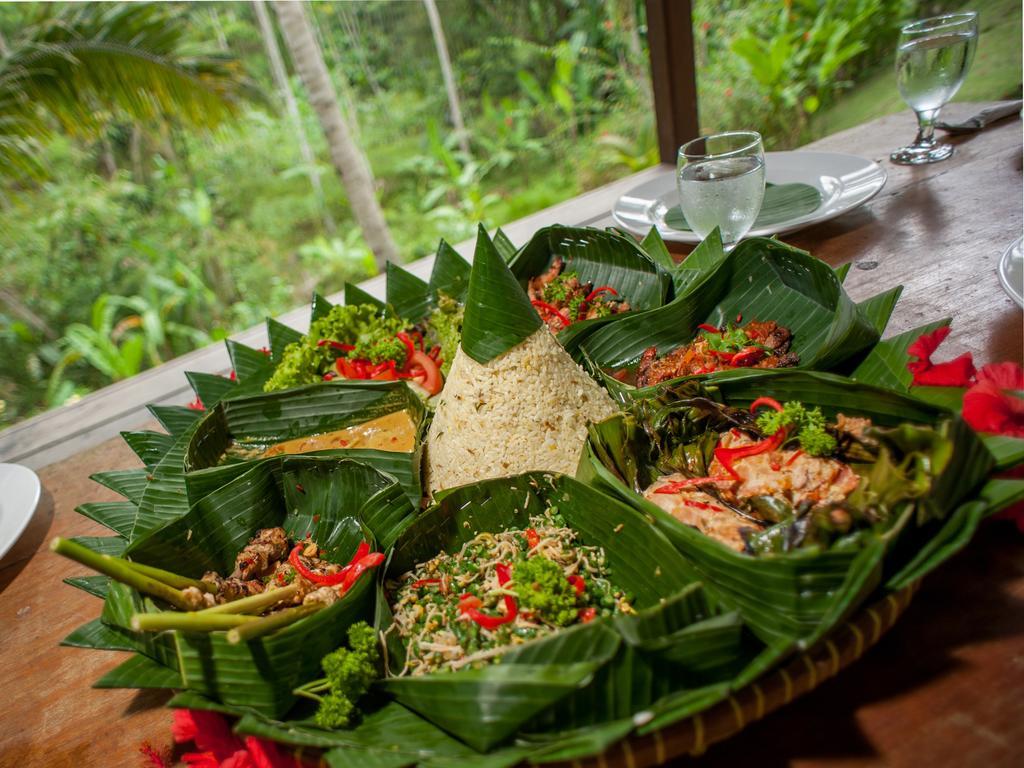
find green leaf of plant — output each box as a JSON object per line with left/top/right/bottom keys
{"left": 461, "top": 224, "right": 542, "bottom": 363}
{"left": 851, "top": 319, "right": 950, "bottom": 391}
{"left": 386, "top": 263, "right": 432, "bottom": 321}
{"left": 428, "top": 240, "right": 472, "bottom": 302}
{"left": 76, "top": 501, "right": 138, "bottom": 538}
{"left": 94, "top": 653, "right": 183, "bottom": 689}
{"left": 120, "top": 430, "right": 176, "bottom": 470}
{"left": 63, "top": 574, "right": 111, "bottom": 599}
{"left": 345, "top": 282, "right": 385, "bottom": 310}
{"left": 147, "top": 404, "right": 203, "bottom": 437}
{"left": 90, "top": 469, "right": 149, "bottom": 505}
{"left": 186, "top": 371, "right": 237, "bottom": 409}
{"left": 267, "top": 318, "right": 303, "bottom": 363}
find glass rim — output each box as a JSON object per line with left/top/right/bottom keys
{"left": 900, "top": 11, "right": 978, "bottom": 35}
{"left": 678, "top": 130, "right": 763, "bottom": 161}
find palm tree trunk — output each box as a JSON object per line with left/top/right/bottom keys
{"left": 252, "top": 0, "right": 335, "bottom": 234}
{"left": 422, "top": 0, "right": 470, "bottom": 156}
{"left": 273, "top": 0, "right": 398, "bottom": 271}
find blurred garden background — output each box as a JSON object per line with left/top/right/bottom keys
{"left": 0, "top": 0, "right": 1019, "bottom": 428}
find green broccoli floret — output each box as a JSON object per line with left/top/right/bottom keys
{"left": 755, "top": 401, "right": 837, "bottom": 456}
{"left": 427, "top": 293, "right": 464, "bottom": 376}
{"left": 513, "top": 555, "right": 579, "bottom": 627}
{"left": 264, "top": 304, "right": 410, "bottom": 391}
{"left": 293, "top": 620, "right": 380, "bottom": 730}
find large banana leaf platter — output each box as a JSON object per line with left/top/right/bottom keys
{"left": 578, "top": 369, "right": 1022, "bottom": 648}
{"left": 60, "top": 223, "right": 1024, "bottom": 766}
{"left": 62, "top": 456, "right": 416, "bottom": 718}
{"left": 580, "top": 229, "right": 902, "bottom": 397}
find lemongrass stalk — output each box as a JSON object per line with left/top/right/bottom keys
{"left": 197, "top": 582, "right": 302, "bottom": 616}
{"left": 131, "top": 611, "right": 256, "bottom": 633}
{"left": 124, "top": 561, "right": 214, "bottom": 592}
{"left": 51, "top": 537, "right": 193, "bottom": 611}
{"left": 227, "top": 602, "right": 324, "bottom": 644}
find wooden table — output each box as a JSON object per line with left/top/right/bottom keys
{"left": 1, "top": 104, "right": 1021, "bottom": 767}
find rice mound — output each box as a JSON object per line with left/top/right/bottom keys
{"left": 425, "top": 328, "right": 618, "bottom": 493}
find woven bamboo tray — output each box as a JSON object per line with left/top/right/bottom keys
{"left": 551, "top": 582, "right": 920, "bottom": 768}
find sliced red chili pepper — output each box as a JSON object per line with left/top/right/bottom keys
{"left": 458, "top": 566, "right": 518, "bottom": 630}
{"left": 714, "top": 429, "right": 786, "bottom": 482}
{"left": 410, "top": 578, "right": 442, "bottom": 589}
{"left": 495, "top": 563, "right": 512, "bottom": 586}
{"left": 530, "top": 299, "right": 571, "bottom": 327}
{"left": 578, "top": 607, "right": 597, "bottom": 623}
{"left": 730, "top": 347, "right": 765, "bottom": 367}
{"left": 770, "top": 461, "right": 782, "bottom": 471}
{"left": 698, "top": 323, "right": 721, "bottom": 334}
{"left": 735, "top": 313, "right": 743, "bottom": 323}
{"left": 228, "top": 370, "right": 237, "bottom": 381}
{"left": 338, "top": 552, "right": 385, "bottom": 593}
{"left": 396, "top": 332, "right": 416, "bottom": 361}
{"left": 585, "top": 285, "right": 618, "bottom": 301}
{"left": 653, "top": 475, "right": 732, "bottom": 494}
{"left": 567, "top": 574, "right": 585, "bottom": 596}
{"left": 289, "top": 544, "right": 347, "bottom": 586}
{"left": 682, "top": 499, "right": 727, "bottom": 512}
{"left": 786, "top": 450, "right": 804, "bottom": 466}
{"left": 749, "top": 397, "right": 784, "bottom": 413}
{"left": 525, "top": 528, "right": 540, "bottom": 549}
{"left": 187, "top": 396, "right": 204, "bottom": 411}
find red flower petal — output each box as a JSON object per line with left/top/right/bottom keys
{"left": 174, "top": 710, "right": 244, "bottom": 759}
{"left": 907, "top": 325, "right": 950, "bottom": 361}
{"left": 962, "top": 380, "right": 1024, "bottom": 437}
{"left": 183, "top": 753, "right": 220, "bottom": 768}
{"left": 220, "top": 750, "right": 256, "bottom": 768}
{"left": 976, "top": 362, "right": 1024, "bottom": 390}
{"left": 244, "top": 737, "right": 293, "bottom": 768}
{"left": 911, "top": 353, "right": 976, "bottom": 387}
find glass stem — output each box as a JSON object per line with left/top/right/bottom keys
{"left": 913, "top": 109, "right": 939, "bottom": 148}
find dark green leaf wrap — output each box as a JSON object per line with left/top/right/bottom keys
{"left": 579, "top": 370, "right": 995, "bottom": 646}
{"left": 581, "top": 236, "right": 889, "bottom": 389}
{"left": 377, "top": 473, "right": 745, "bottom": 751}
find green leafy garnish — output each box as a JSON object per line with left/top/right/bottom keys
{"left": 703, "top": 323, "right": 768, "bottom": 355}
{"left": 427, "top": 292, "right": 464, "bottom": 376}
{"left": 513, "top": 555, "right": 579, "bottom": 627}
{"left": 541, "top": 270, "right": 579, "bottom": 304}
{"left": 264, "top": 305, "right": 411, "bottom": 391}
{"left": 294, "top": 621, "right": 380, "bottom": 730}
{"left": 755, "top": 401, "right": 837, "bottom": 456}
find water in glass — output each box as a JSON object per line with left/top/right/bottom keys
{"left": 677, "top": 156, "right": 765, "bottom": 246}
{"left": 897, "top": 32, "right": 977, "bottom": 113}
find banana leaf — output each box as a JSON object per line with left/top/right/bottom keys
{"left": 506, "top": 225, "right": 675, "bottom": 355}
{"left": 68, "top": 457, "right": 414, "bottom": 718}
{"left": 181, "top": 380, "right": 426, "bottom": 507}
{"left": 376, "top": 473, "right": 742, "bottom": 752}
{"left": 578, "top": 370, "right": 995, "bottom": 646}
{"left": 580, "top": 236, "right": 891, "bottom": 392}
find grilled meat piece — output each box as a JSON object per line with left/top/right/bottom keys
{"left": 634, "top": 320, "right": 798, "bottom": 387}
{"left": 203, "top": 572, "right": 266, "bottom": 602}
{"left": 643, "top": 431, "right": 860, "bottom": 551}
{"left": 231, "top": 527, "right": 289, "bottom": 580}
{"left": 527, "top": 257, "right": 630, "bottom": 333}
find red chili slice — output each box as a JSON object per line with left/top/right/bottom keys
{"left": 410, "top": 578, "right": 442, "bottom": 589}
{"left": 682, "top": 499, "right": 727, "bottom": 512}
{"left": 396, "top": 332, "right": 416, "bottom": 360}
{"left": 749, "top": 397, "right": 784, "bottom": 414}
{"left": 316, "top": 340, "right": 356, "bottom": 352}
{"left": 730, "top": 347, "right": 765, "bottom": 367}
{"left": 338, "top": 552, "right": 385, "bottom": 593}
{"left": 653, "top": 476, "right": 732, "bottom": 494}
{"left": 567, "top": 574, "right": 585, "bottom": 596}
{"left": 530, "top": 299, "right": 571, "bottom": 327}
{"left": 525, "top": 528, "right": 540, "bottom": 549}
{"left": 714, "top": 429, "right": 786, "bottom": 482}
{"left": 698, "top": 323, "right": 721, "bottom": 334}
{"left": 585, "top": 286, "right": 618, "bottom": 301}
{"left": 786, "top": 450, "right": 804, "bottom": 466}
{"left": 578, "top": 607, "right": 597, "bottom": 623}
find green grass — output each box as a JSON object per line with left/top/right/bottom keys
{"left": 812, "top": 0, "right": 1022, "bottom": 137}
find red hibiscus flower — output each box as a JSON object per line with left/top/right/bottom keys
{"left": 962, "top": 366, "right": 1024, "bottom": 438}
{"left": 907, "top": 325, "right": 976, "bottom": 387}
{"left": 171, "top": 710, "right": 303, "bottom": 768}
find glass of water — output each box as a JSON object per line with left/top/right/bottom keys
{"left": 891, "top": 12, "right": 978, "bottom": 165}
{"left": 677, "top": 131, "right": 765, "bottom": 251}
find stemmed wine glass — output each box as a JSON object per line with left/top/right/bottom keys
{"left": 891, "top": 12, "right": 978, "bottom": 165}
{"left": 676, "top": 131, "right": 766, "bottom": 251}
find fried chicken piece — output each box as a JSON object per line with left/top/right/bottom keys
{"left": 231, "top": 527, "right": 289, "bottom": 580}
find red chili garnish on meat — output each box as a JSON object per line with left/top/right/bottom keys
{"left": 338, "top": 552, "right": 385, "bottom": 593}
{"left": 714, "top": 429, "right": 786, "bottom": 482}
{"left": 578, "top": 607, "right": 598, "bottom": 623}
{"left": 653, "top": 475, "right": 733, "bottom": 494}
{"left": 531, "top": 299, "right": 571, "bottom": 327}
{"left": 682, "top": 499, "right": 727, "bottom": 512}
{"left": 786, "top": 450, "right": 804, "bottom": 466}
{"left": 770, "top": 461, "right": 781, "bottom": 471}
{"left": 698, "top": 323, "right": 721, "bottom": 334}
{"left": 396, "top": 332, "right": 416, "bottom": 360}
{"left": 525, "top": 528, "right": 540, "bottom": 549}
{"left": 585, "top": 285, "right": 618, "bottom": 301}
{"left": 736, "top": 313, "right": 743, "bottom": 323}
{"left": 567, "top": 574, "right": 585, "bottom": 596}
{"left": 287, "top": 540, "right": 378, "bottom": 588}
{"left": 731, "top": 347, "right": 765, "bottom": 367}
{"left": 749, "top": 397, "right": 784, "bottom": 414}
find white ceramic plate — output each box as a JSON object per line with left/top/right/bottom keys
{"left": 0, "top": 463, "right": 41, "bottom": 560}
{"left": 612, "top": 150, "right": 888, "bottom": 243}
{"left": 998, "top": 236, "right": 1023, "bottom": 308}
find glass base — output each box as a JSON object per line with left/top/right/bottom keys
{"left": 890, "top": 141, "right": 955, "bottom": 165}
